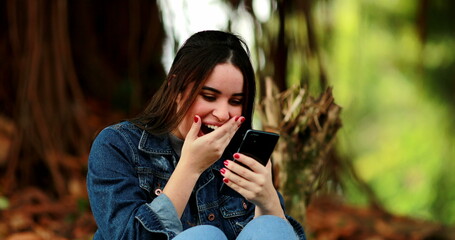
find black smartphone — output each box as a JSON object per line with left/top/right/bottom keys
{"left": 220, "top": 129, "right": 280, "bottom": 197}
{"left": 235, "top": 129, "right": 280, "bottom": 167}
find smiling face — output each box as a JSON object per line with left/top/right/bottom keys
{"left": 173, "top": 63, "right": 244, "bottom": 139}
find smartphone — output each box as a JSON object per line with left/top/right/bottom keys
{"left": 220, "top": 129, "right": 280, "bottom": 197}
{"left": 235, "top": 129, "right": 280, "bottom": 167}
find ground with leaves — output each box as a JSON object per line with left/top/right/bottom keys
{"left": 1, "top": 189, "right": 455, "bottom": 240}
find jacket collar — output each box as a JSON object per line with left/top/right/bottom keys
{"left": 138, "top": 130, "right": 174, "bottom": 155}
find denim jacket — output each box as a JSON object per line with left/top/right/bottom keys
{"left": 87, "top": 121, "right": 306, "bottom": 240}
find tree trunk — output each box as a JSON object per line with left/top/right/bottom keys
{"left": 4, "top": 0, "right": 89, "bottom": 197}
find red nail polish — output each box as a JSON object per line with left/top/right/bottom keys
{"left": 194, "top": 116, "right": 199, "bottom": 123}
{"left": 239, "top": 117, "right": 245, "bottom": 123}
{"left": 235, "top": 116, "right": 240, "bottom": 121}
{"left": 220, "top": 168, "right": 226, "bottom": 174}
{"left": 233, "top": 153, "right": 240, "bottom": 159}
{"left": 224, "top": 160, "right": 229, "bottom": 166}
{"left": 223, "top": 178, "right": 229, "bottom": 183}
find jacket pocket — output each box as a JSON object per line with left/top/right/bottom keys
{"left": 220, "top": 196, "right": 254, "bottom": 235}
{"left": 136, "top": 167, "right": 171, "bottom": 199}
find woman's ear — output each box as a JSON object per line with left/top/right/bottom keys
{"left": 176, "top": 92, "right": 182, "bottom": 105}
{"left": 174, "top": 81, "right": 195, "bottom": 113}
{"left": 175, "top": 89, "right": 187, "bottom": 112}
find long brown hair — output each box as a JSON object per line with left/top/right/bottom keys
{"left": 132, "top": 30, "right": 256, "bottom": 142}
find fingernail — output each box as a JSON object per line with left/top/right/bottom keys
{"left": 220, "top": 168, "right": 226, "bottom": 174}
{"left": 233, "top": 153, "right": 240, "bottom": 159}
{"left": 239, "top": 117, "right": 245, "bottom": 123}
{"left": 223, "top": 178, "right": 229, "bottom": 183}
{"left": 224, "top": 160, "right": 229, "bottom": 166}
{"left": 194, "top": 116, "right": 199, "bottom": 123}
{"left": 235, "top": 116, "right": 240, "bottom": 121}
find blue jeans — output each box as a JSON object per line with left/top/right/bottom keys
{"left": 173, "top": 215, "right": 298, "bottom": 240}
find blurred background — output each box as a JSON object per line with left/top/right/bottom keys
{"left": 1, "top": 0, "right": 454, "bottom": 239}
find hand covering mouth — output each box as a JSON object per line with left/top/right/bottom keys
{"left": 201, "top": 124, "right": 219, "bottom": 135}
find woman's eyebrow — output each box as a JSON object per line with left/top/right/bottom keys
{"left": 202, "top": 86, "right": 221, "bottom": 94}
{"left": 202, "top": 86, "right": 244, "bottom": 97}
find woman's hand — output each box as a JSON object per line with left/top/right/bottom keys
{"left": 164, "top": 115, "right": 244, "bottom": 218}
{"left": 220, "top": 153, "right": 286, "bottom": 219}
{"left": 179, "top": 115, "right": 245, "bottom": 174}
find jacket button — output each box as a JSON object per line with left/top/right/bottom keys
{"left": 207, "top": 213, "right": 215, "bottom": 221}
{"left": 154, "top": 188, "right": 162, "bottom": 196}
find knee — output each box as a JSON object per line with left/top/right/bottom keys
{"left": 174, "top": 225, "right": 227, "bottom": 240}
{"left": 248, "top": 215, "right": 289, "bottom": 227}
{"left": 239, "top": 215, "right": 297, "bottom": 240}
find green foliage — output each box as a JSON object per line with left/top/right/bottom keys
{"left": 323, "top": 0, "right": 455, "bottom": 224}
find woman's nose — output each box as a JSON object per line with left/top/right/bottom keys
{"left": 212, "top": 103, "right": 231, "bottom": 122}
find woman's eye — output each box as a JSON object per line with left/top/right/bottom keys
{"left": 202, "top": 95, "right": 216, "bottom": 102}
{"left": 229, "top": 98, "right": 243, "bottom": 106}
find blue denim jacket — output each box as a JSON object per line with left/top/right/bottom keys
{"left": 87, "top": 121, "right": 306, "bottom": 240}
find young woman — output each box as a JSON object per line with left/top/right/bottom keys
{"left": 87, "top": 30, "right": 306, "bottom": 240}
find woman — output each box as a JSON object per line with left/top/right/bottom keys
{"left": 87, "top": 30, "right": 306, "bottom": 240}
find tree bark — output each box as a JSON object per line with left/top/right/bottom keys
{"left": 4, "top": 0, "right": 88, "bottom": 196}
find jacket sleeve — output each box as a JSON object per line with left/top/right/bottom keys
{"left": 87, "top": 127, "right": 182, "bottom": 240}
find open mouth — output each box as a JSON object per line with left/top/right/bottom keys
{"left": 201, "top": 124, "right": 219, "bottom": 135}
